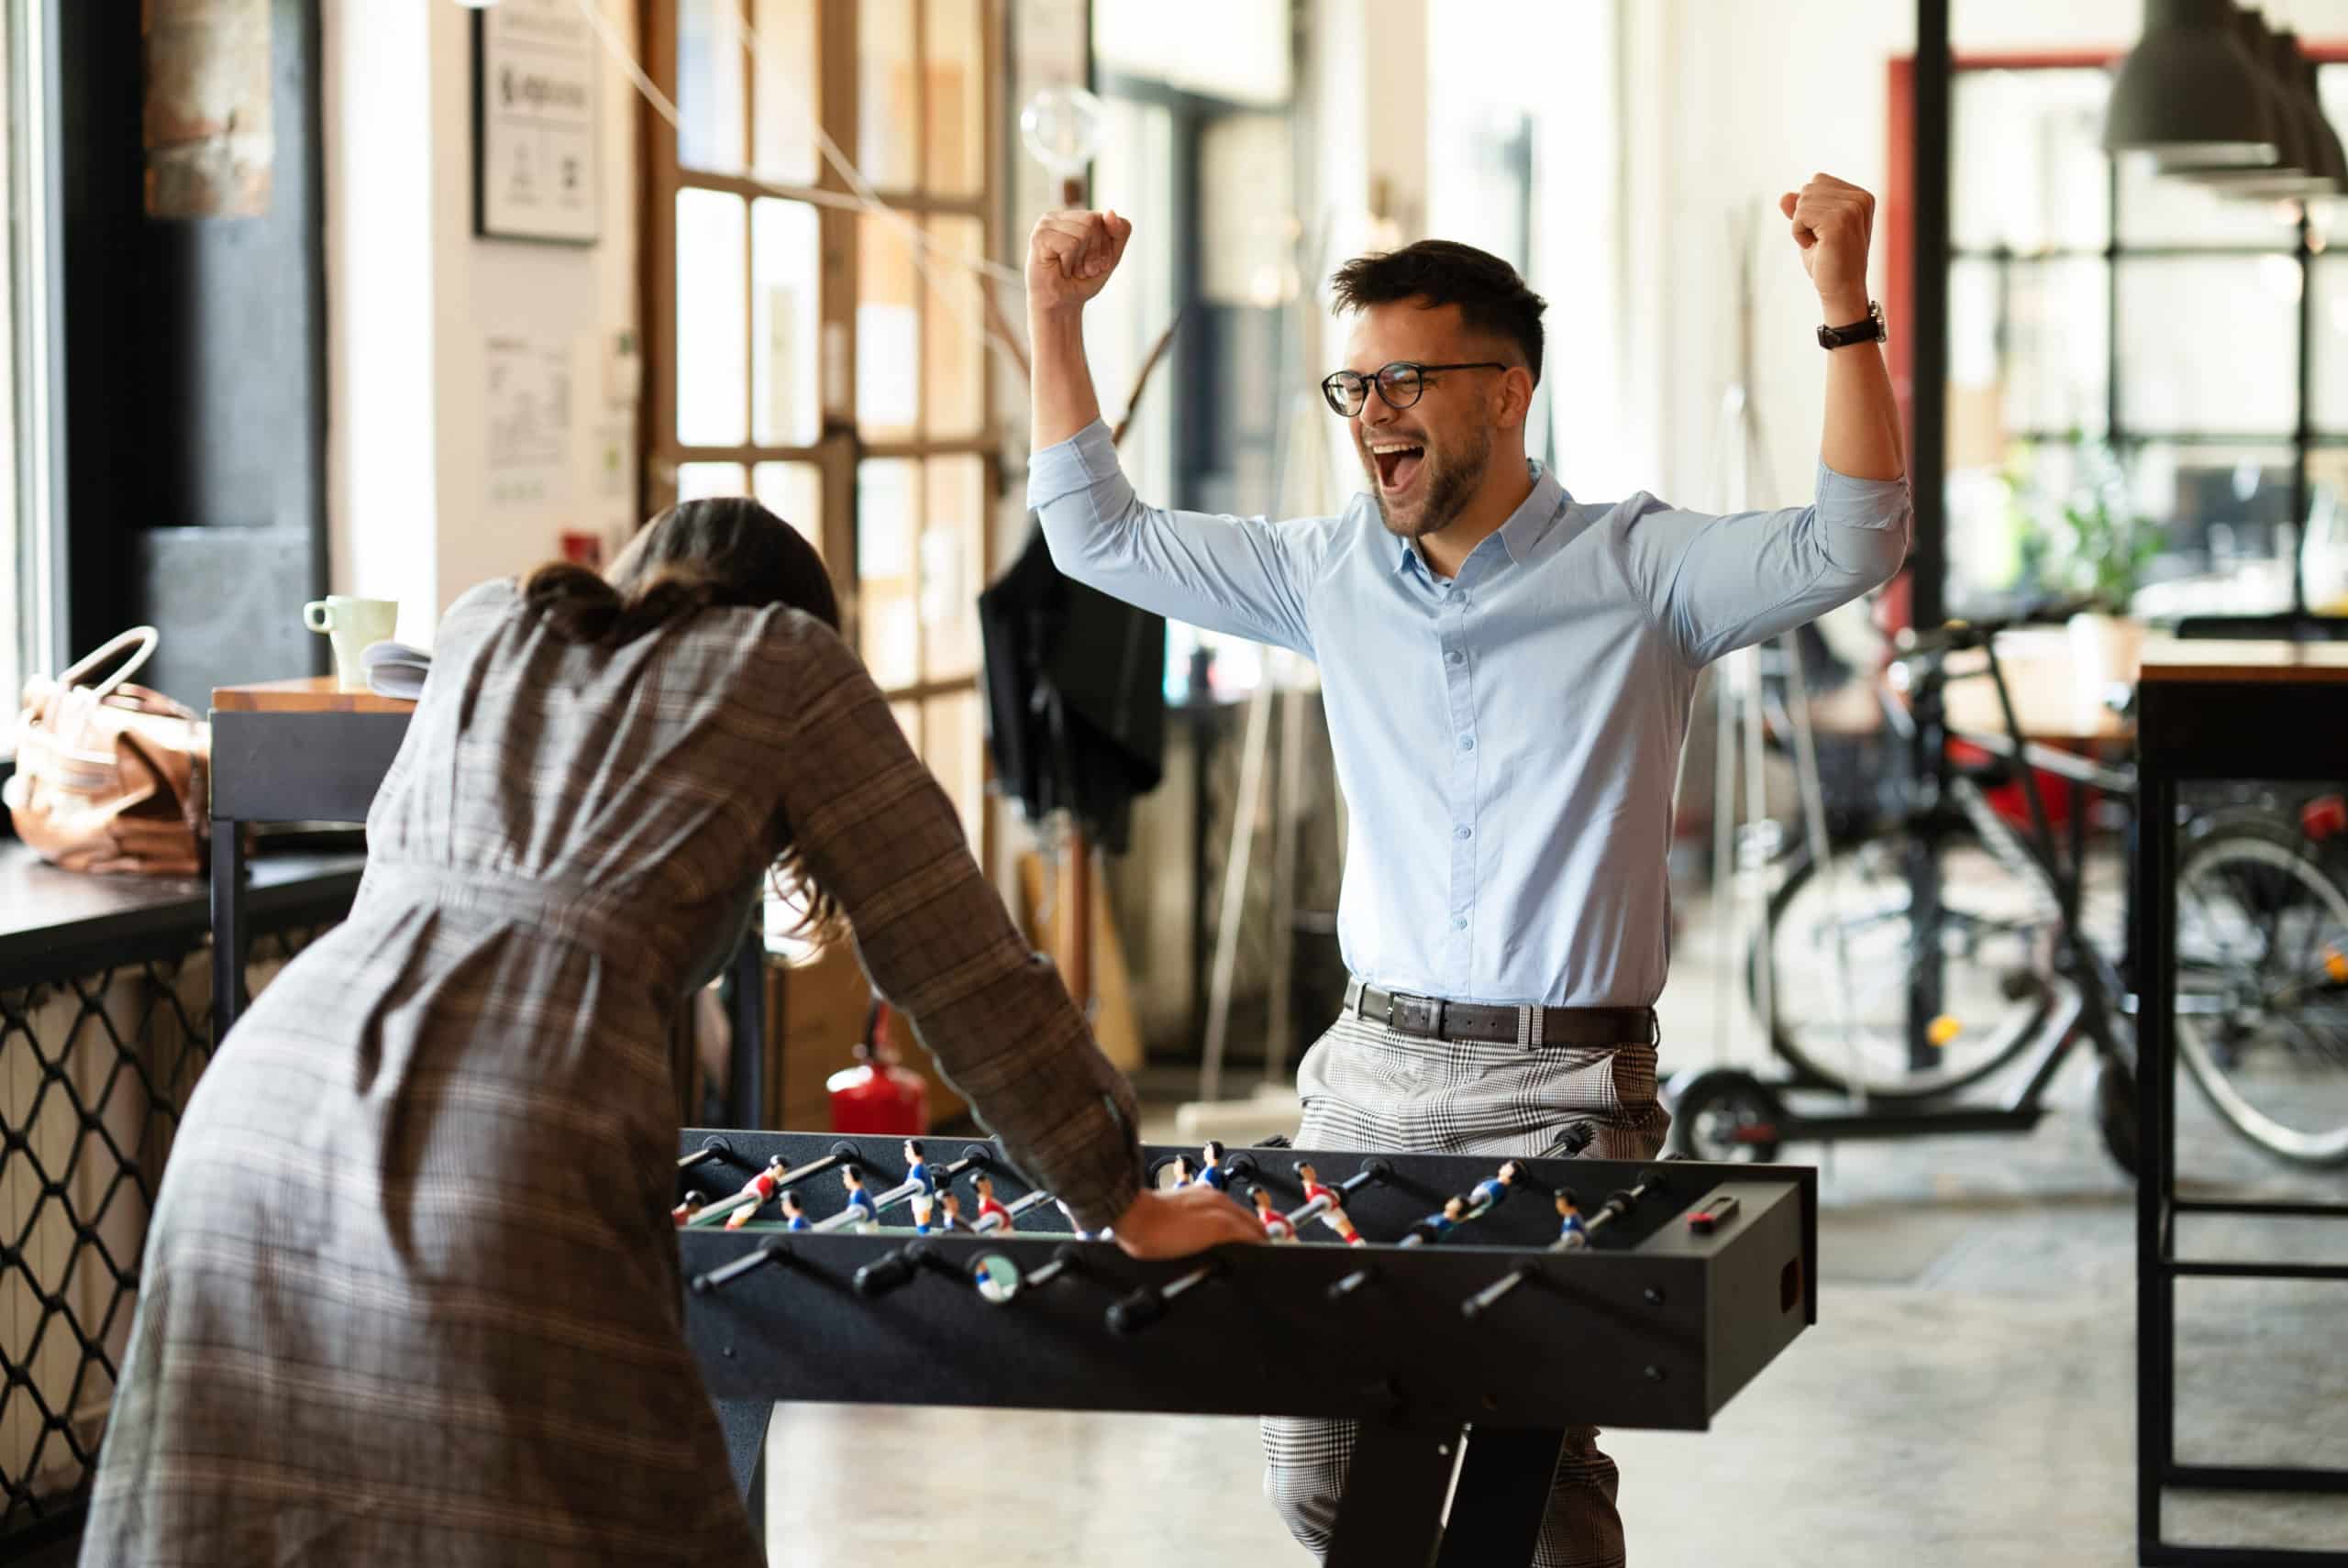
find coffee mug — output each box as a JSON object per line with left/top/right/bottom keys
{"left": 303, "top": 596, "right": 400, "bottom": 690}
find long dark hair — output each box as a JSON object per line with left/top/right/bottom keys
{"left": 521, "top": 497, "right": 847, "bottom": 942}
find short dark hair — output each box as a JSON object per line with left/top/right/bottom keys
{"left": 1329, "top": 239, "right": 1547, "bottom": 386}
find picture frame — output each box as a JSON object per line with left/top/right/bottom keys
{"left": 472, "top": 0, "right": 601, "bottom": 246}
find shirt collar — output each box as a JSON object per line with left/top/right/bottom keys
{"left": 1390, "top": 461, "right": 1572, "bottom": 576}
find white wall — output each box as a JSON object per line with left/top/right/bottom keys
{"left": 326, "top": 0, "right": 641, "bottom": 646}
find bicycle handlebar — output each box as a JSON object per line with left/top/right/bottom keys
{"left": 1892, "top": 595, "right": 2104, "bottom": 665}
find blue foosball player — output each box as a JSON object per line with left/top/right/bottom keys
{"left": 781, "top": 1190, "right": 810, "bottom": 1231}
{"left": 1556, "top": 1187, "right": 1587, "bottom": 1248}
{"left": 1197, "top": 1141, "right": 1230, "bottom": 1192}
{"left": 842, "top": 1165, "right": 879, "bottom": 1229}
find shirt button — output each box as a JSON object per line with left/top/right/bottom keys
{"left": 1455, "top": 825, "right": 1473, "bottom": 840}
{"left": 1458, "top": 735, "right": 1475, "bottom": 752}
{"left": 1445, "top": 650, "right": 1465, "bottom": 666}
{"left": 1453, "top": 916, "right": 1468, "bottom": 931}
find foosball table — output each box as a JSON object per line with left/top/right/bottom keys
{"left": 675, "top": 1129, "right": 1817, "bottom": 1566}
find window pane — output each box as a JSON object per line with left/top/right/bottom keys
{"left": 1948, "top": 258, "right": 2109, "bottom": 451}
{"left": 924, "top": 688, "right": 984, "bottom": 847}
{"left": 753, "top": 461, "right": 825, "bottom": 556}
{"left": 858, "top": 458, "right": 920, "bottom": 688}
{"left": 2125, "top": 444, "right": 2302, "bottom": 619}
{"left": 2309, "top": 257, "right": 2348, "bottom": 434}
{"left": 923, "top": 215, "right": 986, "bottom": 439}
{"left": 920, "top": 456, "right": 983, "bottom": 681}
{"left": 889, "top": 700, "right": 921, "bottom": 749}
{"left": 678, "top": 0, "right": 745, "bottom": 174}
{"left": 677, "top": 189, "right": 748, "bottom": 447}
{"left": 1952, "top": 69, "right": 2109, "bottom": 255}
{"left": 2117, "top": 258, "right": 2299, "bottom": 436}
{"left": 923, "top": 0, "right": 984, "bottom": 195}
{"left": 2118, "top": 158, "right": 2302, "bottom": 250}
{"left": 677, "top": 461, "right": 748, "bottom": 500}
{"left": 752, "top": 197, "right": 822, "bottom": 448}
{"left": 751, "top": 0, "right": 817, "bottom": 186}
{"left": 858, "top": 215, "right": 921, "bottom": 440}
{"left": 858, "top": 0, "right": 918, "bottom": 189}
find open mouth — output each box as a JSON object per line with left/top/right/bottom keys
{"left": 1371, "top": 441, "right": 1425, "bottom": 495}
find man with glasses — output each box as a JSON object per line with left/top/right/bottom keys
{"left": 1024, "top": 181, "right": 1908, "bottom": 1567}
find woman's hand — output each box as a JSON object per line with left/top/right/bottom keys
{"left": 1110, "top": 1184, "right": 1268, "bottom": 1259}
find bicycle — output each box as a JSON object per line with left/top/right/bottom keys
{"left": 1668, "top": 611, "right": 2348, "bottom": 1173}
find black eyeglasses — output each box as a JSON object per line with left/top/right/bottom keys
{"left": 1320, "top": 360, "right": 1508, "bottom": 417}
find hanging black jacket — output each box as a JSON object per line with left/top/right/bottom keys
{"left": 978, "top": 520, "right": 1167, "bottom": 855}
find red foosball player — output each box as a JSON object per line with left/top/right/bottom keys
{"left": 1320, "top": 1196, "right": 1367, "bottom": 1246}
{"left": 1250, "top": 1186, "right": 1296, "bottom": 1243}
{"left": 936, "top": 1191, "right": 965, "bottom": 1232}
{"left": 671, "top": 1190, "right": 707, "bottom": 1227}
{"left": 972, "top": 1173, "right": 1013, "bottom": 1234}
{"left": 722, "top": 1155, "right": 790, "bottom": 1230}
{"left": 781, "top": 1190, "right": 810, "bottom": 1231}
{"left": 1297, "top": 1162, "right": 1333, "bottom": 1210}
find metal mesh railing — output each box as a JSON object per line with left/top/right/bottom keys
{"left": 1, "top": 924, "right": 329, "bottom": 1543}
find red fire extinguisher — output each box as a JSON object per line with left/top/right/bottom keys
{"left": 827, "top": 994, "right": 929, "bottom": 1134}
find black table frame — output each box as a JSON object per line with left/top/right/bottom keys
{"left": 207, "top": 702, "right": 769, "bottom": 1124}
{"left": 2135, "top": 671, "right": 2348, "bottom": 1567}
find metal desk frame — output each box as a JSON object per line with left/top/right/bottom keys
{"left": 2135, "top": 665, "right": 2348, "bottom": 1567}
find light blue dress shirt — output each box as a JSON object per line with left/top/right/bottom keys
{"left": 1029, "top": 419, "right": 1911, "bottom": 1010}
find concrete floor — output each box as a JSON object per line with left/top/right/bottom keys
{"left": 760, "top": 888, "right": 2348, "bottom": 1565}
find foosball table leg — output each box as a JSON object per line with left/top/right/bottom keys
{"left": 1324, "top": 1416, "right": 1468, "bottom": 1568}
{"left": 1434, "top": 1426, "right": 1567, "bottom": 1567}
{"left": 714, "top": 1398, "right": 774, "bottom": 1535}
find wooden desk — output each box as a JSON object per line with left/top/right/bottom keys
{"left": 2132, "top": 637, "right": 2348, "bottom": 1566}
{"left": 207, "top": 677, "right": 767, "bottom": 1124}
{"left": 1934, "top": 622, "right": 2140, "bottom": 748}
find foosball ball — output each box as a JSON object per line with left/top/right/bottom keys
{"left": 676, "top": 1128, "right": 1817, "bottom": 1566}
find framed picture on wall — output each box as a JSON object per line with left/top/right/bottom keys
{"left": 472, "top": 0, "right": 601, "bottom": 245}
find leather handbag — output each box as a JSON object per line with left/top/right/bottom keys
{"left": 5, "top": 628, "right": 210, "bottom": 876}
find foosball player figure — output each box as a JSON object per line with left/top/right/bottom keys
{"left": 1250, "top": 1186, "right": 1296, "bottom": 1243}
{"left": 1418, "top": 1195, "right": 1468, "bottom": 1241}
{"left": 842, "top": 1164, "right": 879, "bottom": 1229}
{"left": 1297, "top": 1162, "right": 1334, "bottom": 1210}
{"left": 1197, "top": 1141, "right": 1230, "bottom": 1192}
{"left": 672, "top": 1191, "right": 706, "bottom": 1227}
{"left": 1469, "top": 1160, "right": 1528, "bottom": 1216}
{"left": 972, "top": 1173, "right": 1013, "bottom": 1233}
{"left": 905, "top": 1139, "right": 939, "bottom": 1231}
{"left": 936, "top": 1191, "right": 965, "bottom": 1232}
{"left": 1320, "top": 1196, "right": 1368, "bottom": 1246}
{"left": 724, "top": 1154, "right": 792, "bottom": 1230}
{"left": 1169, "top": 1154, "right": 1197, "bottom": 1187}
{"left": 1556, "top": 1187, "right": 1587, "bottom": 1248}
{"left": 781, "top": 1190, "right": 810, "bottom": 1231}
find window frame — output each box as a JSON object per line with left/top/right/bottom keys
{"left": 640, "top": 0, "right": 1004, "bottom": 864}
{"left": 1888, "top": 45, "right": 2348, "bottom": 619}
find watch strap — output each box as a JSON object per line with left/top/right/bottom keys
{"left": 1818, "top": 301, "right": 1887, "bottom": 349}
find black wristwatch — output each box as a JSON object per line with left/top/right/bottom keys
{"left": 1817, "top": 301, "right": 1887, "bottom": 350}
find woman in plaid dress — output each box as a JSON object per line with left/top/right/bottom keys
{"left": 79, "top": 500, "right": 1258, "bottom": 1567}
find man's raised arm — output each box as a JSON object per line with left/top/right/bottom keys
{"left": 1024, "top": 210, "right": 1319, "bottom": 656}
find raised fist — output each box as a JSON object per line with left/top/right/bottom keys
{"left": 1026, "top": 209, "right": 1133, "bottom": 314}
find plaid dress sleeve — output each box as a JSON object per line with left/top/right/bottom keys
{"left": 758, "top": 614, "right": 1145, "bottom": 1231}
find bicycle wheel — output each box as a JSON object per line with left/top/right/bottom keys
{"left": 1751, "top": 822, "right": 2065, "bottom": 1099}
{"left": 2173, "top": 821, "right": 2348, "bottom": 1166}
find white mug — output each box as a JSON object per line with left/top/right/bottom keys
{"left": 303, "top": 596, "right": 400, "bottom": 690}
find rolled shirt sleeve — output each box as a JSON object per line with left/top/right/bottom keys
{"left": 1616, "top": 458, "right": 1911, "bottom": 667}
{"left": 1028, "top": 419, "right": 1323, "bottom": 657}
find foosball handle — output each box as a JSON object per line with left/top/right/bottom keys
{"left": 677, "top": 1135, "right": 732, "bottom": 1174}
{"left": 853, "top": 1242, "right": 936, "bottom": 1297}
{"left": 1106, "top": 1286, "right": 1165, "bottom": 1335}
{"left": 691, "top": 1240, "right": 791, "bottom": 1295}
{"left": 1327, "top": 1263, "right": 1379, "bottom": 1302}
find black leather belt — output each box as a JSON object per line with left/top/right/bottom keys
{"left": 1344, "top": 977, "right": 1656, "bottom": 1049}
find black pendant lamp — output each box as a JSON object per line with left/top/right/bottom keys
{"left": 2103, "top": 0, "right": 2281, "bottom": 167}
{"left": 2182, "top": 17, "right": 2329, "bottom": 192}
{"left": 2207, "top": 34, "right": 2348, "bottom": 197}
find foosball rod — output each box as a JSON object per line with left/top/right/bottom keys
{"left": 1329, "top": 1181, "right": 1505, "bottom": 1301}
{"left": 676, "top": 1136, "right": 732, "bottom": 1174}
{"left": 813, "top": 1149, "right": 990, "bottom": 1233}
{"left": 686, "top": 1143, "right": 860, "bottom": 1228}
{"left": 1114, "top": 1159, "right": 1390, "bottom": 1335}
{"left": 1459, "top": 1173, "right": 1665, "bottom": 1320}
{"left": 691, "top": 1240, "right": 792, "bottom": 1294}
